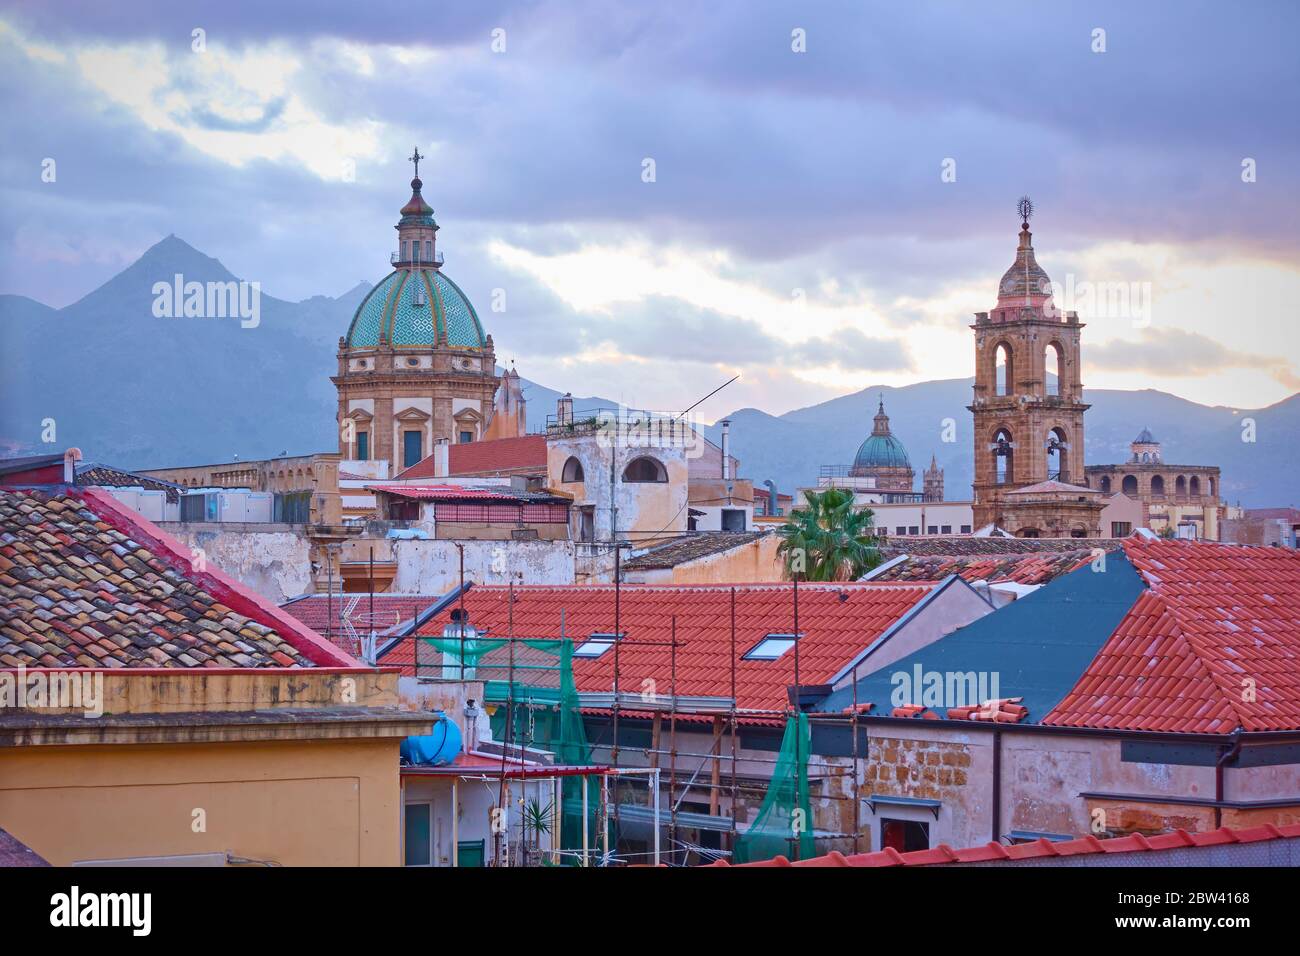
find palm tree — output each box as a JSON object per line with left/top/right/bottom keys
{"left": 776, "top": 487, "right": 883, "bottom": 581}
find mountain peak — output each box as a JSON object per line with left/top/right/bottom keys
{"left": 67, "top": 235, "right": 240, "bottom": 311}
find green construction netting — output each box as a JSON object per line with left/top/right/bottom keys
{"left": 733, "top": 713, "right": 813, "bottom": 864}
{"left": 420, "top": 634, "right": 603, "bottom": 863}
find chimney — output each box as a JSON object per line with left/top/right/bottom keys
{"left": 433, "top": 438, "right": 450, "bottom": 479}
{"left": 557, "top": 392, "right": 574, "bottom": 427}
{"left": 720, "top": 420, "right": 731, "bottom": 480}
{"left": 63, "top": 447, "right": 82, "bottom": 484}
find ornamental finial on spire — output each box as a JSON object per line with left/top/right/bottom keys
{"left": 409, "top": 146, "right": 424, "bottom": 180}
{"left": 1017, "top": 195, "right": 1034, "bottom": 228}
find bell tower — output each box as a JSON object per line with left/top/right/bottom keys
{"left": 970, "top": 199, "right": 1099, "bottom": 536}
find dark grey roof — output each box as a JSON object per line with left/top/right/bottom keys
{"left": 817, "top": 551, "right": 1147, "bottom": 722}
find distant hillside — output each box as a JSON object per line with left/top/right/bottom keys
{"left": 706, "top": 382, "right": 1299, "bottom": 509}
{"left": 2, "top": 236, "right": 1294, "bottom": 507}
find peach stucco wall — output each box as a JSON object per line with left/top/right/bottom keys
{"left": 0, "top": 736, "right": 404, "bottom": 866}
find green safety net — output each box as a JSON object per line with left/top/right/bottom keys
{"left": 419, "top": 633, "right": 603, "bottom": 863}
{"left": 733, "top": 713, "right": 813, "bottom": 864}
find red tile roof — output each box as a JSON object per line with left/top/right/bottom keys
{"left": 280, "top": 593, "right": 445, "bottom": 657}
{"left": 396, "top": 582, "right": 936, "bottom": 715}
{"left": 1044, "top": 539, "right": 1300, "bottom": 733}
{"left": 397, "top": 435, "right": 547, "bottom": 480}
{"left": 0, "top": 487, "right": 360, "bottom": 669}
{"left": 712, "top": 823, "right": 1300, "bottom": 867}
{"left": 369, "top": 484, "right": 525, "bottom": 501}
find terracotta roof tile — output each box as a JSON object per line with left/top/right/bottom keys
{"left": 397, "top": 435, "right": 547, "bottom": 480}
{"left": 882, "top": 535, "right": 1121, "bottom": 557}
{"left": 388, "top": 582, "right": 935, "bottom": 715}
{"left": 0, "top": 488, "right": 337, "bottom": 669}
{"left": 713, "top": 823, "right": 1300, "bottom": 867}
{"left": 280, "top": 593, "right": 446, "bottom": 658}
{"left": 623, "top": 532, "right": 772, "bottom": 570}
{"left": 1044, "top": 539, "right": 1300, "bottom": 733}
{"left": 871, "top": 550, "right": 1095, "bottom": 585}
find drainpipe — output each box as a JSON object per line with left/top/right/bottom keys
{"left": 1214, "top": 730, "right": 1243, "bottom": 829}
{"left": 720, "top": 419, "right": 731, "bottom": 481}
{"left": 991, "top": 725, "right": 1002, "bottom": 843}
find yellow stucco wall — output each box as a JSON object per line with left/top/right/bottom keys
{"left": 0, "top": 736, "right": 404, "bottom": 866}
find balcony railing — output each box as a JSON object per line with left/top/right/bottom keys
{"left": 391, "top": 249, "right": 445, "bottom": 267}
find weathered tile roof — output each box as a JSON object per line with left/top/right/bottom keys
{"left": 0, "top": 488, "right": 331, "bottom": 668}
{"left": 881, "top": 535, "right": 1121, "bottom": 557}
{"left": 623, "top": 531, "right": 771, "bottom": 570}
{"left": 869, "top": 550, "right": 1095, "bottom": 585}
{"left": 1044, "top": 539, "right": 1300, "bottom": 733}
{"left": 0, "top": 827, "right": 50, "bottom": 866}
{"left": 712, "top": 823, "right": 1300, "bottom": 867}
{"left": 76, "top": 463, "right": 183, "bottom": 503}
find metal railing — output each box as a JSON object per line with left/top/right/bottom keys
{"left": 391, "top": 249, "right": 445, "bottom": 266}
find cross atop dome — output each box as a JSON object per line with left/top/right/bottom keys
{"left": 409, "top": 146, "right": 424, "bottom": 180}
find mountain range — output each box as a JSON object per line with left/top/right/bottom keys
{"left": 2, "top": 236, "right": 1295, "bottom": 508}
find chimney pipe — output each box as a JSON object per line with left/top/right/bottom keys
{"left": 63, "top": 447, "right": 82, "bottom": 484}
{"left": 720, "top": 420, "right": 731, "bottom": 480}
{"left": 433, "top": 438, "right": 450, "bottom": 479}
{"left": 557, "top": 392, "right": 574, "bottom": 427}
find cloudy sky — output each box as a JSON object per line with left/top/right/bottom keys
{"left": 2, "top": 0, "right": 1297, "bottom": 421}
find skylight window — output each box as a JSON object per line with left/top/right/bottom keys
{"left": 574, "top": 632, "right": 624, "bottom": 658}
{"left": 743, "top": 633, "right": 801, "bottom": 661}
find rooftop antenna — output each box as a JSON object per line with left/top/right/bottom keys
{"left": 672, "top": 374, "right": 739, "bottom": 423}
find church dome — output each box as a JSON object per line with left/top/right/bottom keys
{"left": 345, "top": 268, "right": 487, "bottom": 349}
{"left": 853, "top": 432, "right": 911, "bottom": 471}
{"left": 850, "top": 397, "right": 912, "bottom": 475}
{"left": 996, "top": 228, "right": 1053, "bottom": 301}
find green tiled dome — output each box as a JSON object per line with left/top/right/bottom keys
{"left": 853, "top": 433, "right": 911, "bottom": 471}
{"left": 345, "top": 269, "right": 486, "bottom": 349}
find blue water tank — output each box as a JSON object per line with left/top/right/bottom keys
{"left": 401, "top": 713, "right": 463, "bottom": 766}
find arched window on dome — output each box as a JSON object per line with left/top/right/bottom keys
{"left": 561, "top": 456, "right": 585, "bottom": 483}
{"left": 622, "top": 456, "right": 667, "bottom": 483}
{"left": 994, "top": 343, "right": 1014, "bottom": 397}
